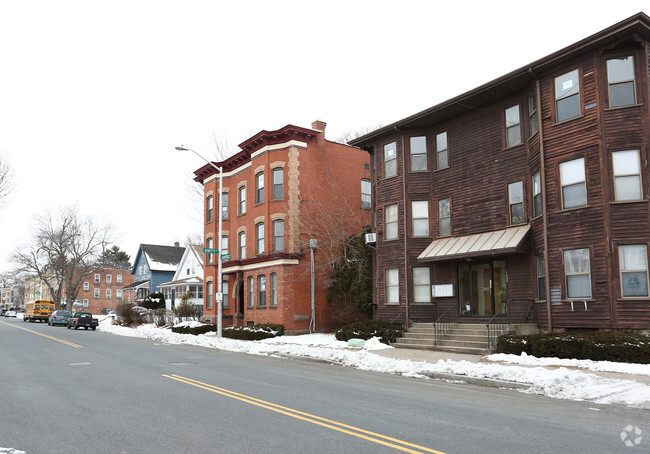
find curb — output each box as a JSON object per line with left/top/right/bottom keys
{"left": 421, "top": 372, "right": 534, "bottom": 390}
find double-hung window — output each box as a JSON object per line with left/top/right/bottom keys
{"left": 117, "top": 275, "right": 122, "bottom": 284}
{"left": 505, "top": 105, "right": 521, "bottom": 147}
{"left": 439, "top": 198, "right": 451, "bottom": 236}
{"left": 411, "top": 201, "right": 429, "bottom": 236}
{"left": 270, "top": 273, "right": 277, "bottom": 306}
{"left": 361, "top": 179, "right": 371, "bottom": 210}
{"left": 528, "top": 91, "right": 538, "bottom": 137}
{"left": 94, "top": 274, "right": 100, "bottom": 283}
{"left": 508, "top": 181, "right": 524, "bottom": 225}
{"left": 256, "top": 223, "right": 265, "bottom": 255}
{"left": 94, "top": 288, "right": 100, "bottom": 299}
{"left": 384, "top": 142, "right": 397, "bottom": 178}
{"left": 106, "top": 289, "right": 111, "bottom": 299}
{"left": 258, "top": 275, "right": 266, "bottom": 306}
{"left": 221, "top": 235, "right": 228, "bottom": 255}
{"left": 612, "top": 150, "right": 642, "bottom": 201}
{"left": 248, "top": 276, "right": 254, "bottom": 307}
{"left": 436, "top": 132, "right": 448, "bottom": 169}
{"left": 206, "top": 281, "right": 213, "bottom": 309}
{"left": 536, "top": 255, "right": 546, "bottom": 300}
{"left": 106, "top": 275, "right": 112, "bottom": 285}
{"left": 619, "top": 245, "right": 648, "bottom": 297}
{"left": 386, "top": 268, "right": 399, "bottom": 304}
{"left": 607, "top": 56, "right": 636, "bottom": 108}
{"left": 256, "top": 173, "right": 264, "bottom": 204}
{"left": 555, "top": 69, "right": 581, "bottom": 122}
{"left": 238, "top": 186, "right": 246, "bottom": 215}
{"left": 410, "top": 136, "right": 427, "bottom": 171}
{"left": 385, "top": 204, "right": 398, "bottom": 240}
{"left": 273, "top": 220, "right": 284, "bottom": 252}
{"left": 221, "top": 192, "right": 229, "bottom": 220}
{"left": 83, "top": 282, "right": 89, "bottom": 291}
{"left": 272, "top": 168, "right": 283, "bottom": 200}
{"left": 564, "top": 248, "right": 591, "bottom": 299}
{"left": 413, "top": 267, "right": 431, "bottom": 304}
{"left": 206, "top": 237, "right": 213, "bottom": 265}
{"left": 560, "top": 158, "right": 587, "bottom": 209}
{"left": 222, "top": 280, "right": 229, "bottom": 309}
{"left": 207, "top": 195, "right": 213, "bottom": 223}
{"left": 238, "top": 232, "right": 246, "bottom": 260}
{"left": 532, "top": 172, "right": 542, "bottom": 217}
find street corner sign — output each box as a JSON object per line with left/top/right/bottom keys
{"left": 203, "top": 248, "right": 219, "bottom": 254}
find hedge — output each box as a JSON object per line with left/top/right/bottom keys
{"left": 496, "top": 331, "right": 650, "bottom": 364}
{"left": 334, "top": 320, "right": 404, "bottom": 344}
{"left": 171, "top": 323, "right": 284, "bottom": 340}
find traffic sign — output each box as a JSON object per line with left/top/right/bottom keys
{"left": 221, "top": 254, "right": 231, "bottom": 261}
{"left": 203, "top": 248, "right": 219, "bottom": 254}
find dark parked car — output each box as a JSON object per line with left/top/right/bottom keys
{"left": 48, "top": 310, "right": 72, "bottom": 326}
{"left": 67, "top": 312, "right": 99, "bottom": 330}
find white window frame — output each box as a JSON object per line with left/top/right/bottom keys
{"left": 94, "top": 288, "right": 100, "bottom": 299}
{"left": 361, "top": 179, "right": 371, "bottom": 210}
{"left": 409, "top": 136, "right": 427, "bottom": 172}
{"left": 83, "top": 281, "right": 89, "bottom": 291}
{"left": 412, "top": 267, "right": 431, "bottom": 304}
{"left": 385, "top": 204, "right": 398, "bottom": 240}
{"left": 560, "top": 158, "right": 587, "bottom": 209}
{"left": 238, "top": 185, "right": 246, "bottom": 215}
{"left": 270, "top": 273, "right": 278, "bottom": 306}
{"left": 564, "top": 248, "right": 592, "bottom": 299}
{"left": 612, "top": 150, "right": 642, "bottom": 202}
{"left": 239, "top": 231, "right": 246, "bottom": 260}
{"left": 272, "top": 168, "right": 284, "bottom": 200}
{"left": 607, "top": 55, "right": 636, "bottom": 108}
{"left": 411, "top": 201, "right": 429, "bottom": 237}
{"left": 256, "top": 172, "right": 264, "bottom": 204}
{"left": 106, "top": 289, "right": 111, "bottom": 299}
{"left": 619, "top": 245, "right": 649, "bottom": 298}
{"left": 386, "top": 268, "right": 399, "bottom": 305}
{"left": 532, "top": 171, "right": 542, "bottom": 218}
{"left": 117, "top": 275, "right": 122, "bottom": 284}
{"left": 508, "top": 181, "right": 524, "bottom": 225}
{"left": 384, "top": 142, "right": 397, "bottom": 178}
{"left": 505, "top": 105, "right": 521, "bottom": 147}
{"left": 256, "top": 223, "right": 265, "bottom": 255}
{"left": 273, "top": 220, "right": 284, "bottom": 252}
{"left": 439, "top": 198, "right": 451, "bottom": 237}
{"left": 94, "top": 273, "right": 100, "bottom": 283}
{"left": 207, "top": 195, "right": 213, "bottom": 223}
{"left": 248, "top": 276, "right": 254, "bottom": 307}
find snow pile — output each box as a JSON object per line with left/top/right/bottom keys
{"left": 98, "top": 320, "right": 650, "bottom": 407}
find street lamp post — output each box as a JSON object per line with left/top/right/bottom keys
{"left": 175, "top": 145, "right": 223, "bottom": 337}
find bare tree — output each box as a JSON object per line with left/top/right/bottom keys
{"left": 335, "top": 123, "right": 384, "bottom": 145}
{"left": 0, "top": 154, "right": 14, "bottom": 207}
{"left": 12, "top": 206, "right": 113, "bottom": 308}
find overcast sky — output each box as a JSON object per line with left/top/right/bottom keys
{"left": 0, "top": 1, "right": 648, "bottom": 272}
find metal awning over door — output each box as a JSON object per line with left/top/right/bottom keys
{"left": 417, "top": 225, "right": 530, "bottom": 262}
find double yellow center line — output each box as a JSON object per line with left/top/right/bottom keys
{"left": 0, "top": 320, "right": 83, "bottom": 348}
{"left": 163, "top": 374, "right": 446, "bottom": 454}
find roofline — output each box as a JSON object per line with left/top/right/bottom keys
{"left": 350, "top": 12, "right": 650, "bottom": 147}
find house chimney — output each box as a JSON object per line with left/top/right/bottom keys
{"left": 174, "top": 242, "right": 180, "bottom": 247}
{"left": 311, "top": 119, "right": 326, "bottom": 145}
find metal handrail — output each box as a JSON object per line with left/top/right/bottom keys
{"left": 486, "top": 299, "right": 536, "bottom": 351}
{"left": 432, "top": 301, "right": 461, "bottom": 346}
{"left": 485, "top": 300, "right": 509, "bottom": 351}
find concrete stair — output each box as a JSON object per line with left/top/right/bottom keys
{"left": 393, "top": 323, "right": 509, "bottom": 355}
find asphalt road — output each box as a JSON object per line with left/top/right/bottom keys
{"left": 0, "top": 317, "right": 648, "bottom": 454}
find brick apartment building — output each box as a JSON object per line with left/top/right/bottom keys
{"left": 350, "top": 13, "right": 650, "bottom": 331}
{"left": 73, "top": 267, "right": 134, "bottom": 314}
{"left": 193, "top": 120, "right": 371, "bottom": 333}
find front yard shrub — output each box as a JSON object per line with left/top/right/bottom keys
{"left": 222, "top": 324, "right": 284, "bottom": 340}
{"left": 172, "top": 323, "right": 217, "bottom": 335}
{"left": 334, "top": 320, "right": 404, "bottom": 344}
{"left": 496, "top": 331, "right": 650, "bottom": 364}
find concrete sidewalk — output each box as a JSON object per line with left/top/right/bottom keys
{"left": 372, "top": 347, "right": 650, "bottom": 389}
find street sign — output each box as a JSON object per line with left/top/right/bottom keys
{"left": 203, "top": 247, "right": 219, "bottom": 254}
{"left": 221, "top": 254, "right": 231, "bottom": 261}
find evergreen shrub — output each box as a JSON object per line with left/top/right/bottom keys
{"left": 496, "top": 331, "right": 650, "bottom": 364}
{"left": 334, "top": 320, "right": 404, "bottom": 344}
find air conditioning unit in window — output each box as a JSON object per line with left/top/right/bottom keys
{"left": 364, "top": 233, "right": 377, "bottom": 244}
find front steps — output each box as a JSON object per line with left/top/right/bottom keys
{"left": 393, "top": 323, "right": 510, "bottom": 355}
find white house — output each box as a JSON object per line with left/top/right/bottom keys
{"left": 159, "top": 245, "right": 204, "bottom": 311}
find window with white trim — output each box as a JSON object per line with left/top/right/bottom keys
{"left": 385, "top": 204, "right": 398, "bottom": 240}
{"left": 386, "top": 268, "right": 399, "bottom": 305}
{"left": 248, "top": 276, "right": 254, "bottom": 307}
{"left": 106, "top": 289, "right": 111, "bottom": 299}
{"left": 83, "top": 282, "right": 89, "bottom": 291}
{"left": 256, "top": 223, "right": 265, "bottom": 255}
{"left": 410, "top": 136, "right": 427, "bottom": 171}
{"left": 273, "top": 220, "right": 284, "bottom": 252}
{"left": 619, "top": 245, "right": 648, "bottom": 298}
{"left": 564, "top": 248, "right": 591, "bottom": 299}
{"left": 238, "top": 186, "right": 246, "bottom": 215}
{"left": 256, "top": 172, "right": 264, "bottom": 204}
{"left": 384, "top": 142, "right": 397, "bottom": 177}
{"left": 258, "top": 275, "right": 266, "bottom": 307}
{"left": 272, "top": 168, "right": 283, "bottom": 200}
{"left": 413, "top": 267, "right": 431, "bottom": 304}
{"left": 439, "top": 198, "right": 451, "bottom": 236}
{"left": 532, "top": 172, "right": 542, "bottom": 217}
{"left": 207, "top": 195, "right": 213, "bottom": 223}
{"left": 270, "top": 273, "right": 277, "bottom": 306}
{"left": 612, "top": 150, "right": 642, "bottom": 201}
{"left": 411, "top": 201, "right": 429, "bottom": 237}
{"left": 238, "top": 231, "right": 246, "bottom": 260}
{"left": 117, "top": 275, "right": 122, "bottom": 284}
{"left": 560, "top": 158, "right": 587, "bottom": 209}
{"left": 222, "top": 280, "right": 229, "bottom": 309}
{"left": 508, "top": 181, "right": 524, "bottom": 225}
{"left": 206, "top": 281, "right": 213, "bottom": 309}
{"left": 361, "top": 179, "right": 371, "bottom": 210}
{"left": 607, "top": 56, "right": 636, "bottom": 108}
{"left": 94, "top": 274, "right": 100, "bottom": 283}
{"left": 94, "top": 288, "right": 100, "bottom": 299}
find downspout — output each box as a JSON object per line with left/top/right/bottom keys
{"left": 397, "top": 126, "right": 409, "bottom": 327}
{"left": 535, "top": 79, "right": 552, "bottom": 332}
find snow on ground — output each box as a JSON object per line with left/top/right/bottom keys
{"left": 97, "top": 319, "right": 650, "bottom": 408}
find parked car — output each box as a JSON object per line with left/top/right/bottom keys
{"left": 67, "top": 312, "right": 98, "bottom": 330}
{"left": 4, "top": 310, "right": 16, "bottom": 317}
{"left": 48, "top": 310, "right": 72, "bottom": 326}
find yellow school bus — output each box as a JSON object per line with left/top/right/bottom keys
{"left": 24, "top": 300, "right": 55, "bottom": 323}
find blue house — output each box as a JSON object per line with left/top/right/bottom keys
{"left": 121, "top": 243, "right": 185, "bottom": 302}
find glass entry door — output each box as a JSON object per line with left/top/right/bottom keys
{"left": 458, "top": 260, "right": 506, "bottom": 316}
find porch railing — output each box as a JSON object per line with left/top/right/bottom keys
{"left": 486, "top": 298, "right": 535, "bottom": 351}
{"left": 432, "top": 301, "right": 461, "bottom": 346}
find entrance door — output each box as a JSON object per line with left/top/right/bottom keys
{"left": 458, "top": 260, "right": 506, "bottom": 316}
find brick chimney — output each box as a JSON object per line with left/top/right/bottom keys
{"left": 174, "top": 241, "right": 180, "bottom": 247}
{"left": 311, "top": 119, "right": 326, "bottom": 145}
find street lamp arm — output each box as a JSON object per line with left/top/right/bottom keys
{"left": 175, "top": 146, "right": 222, "bottom": 173}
